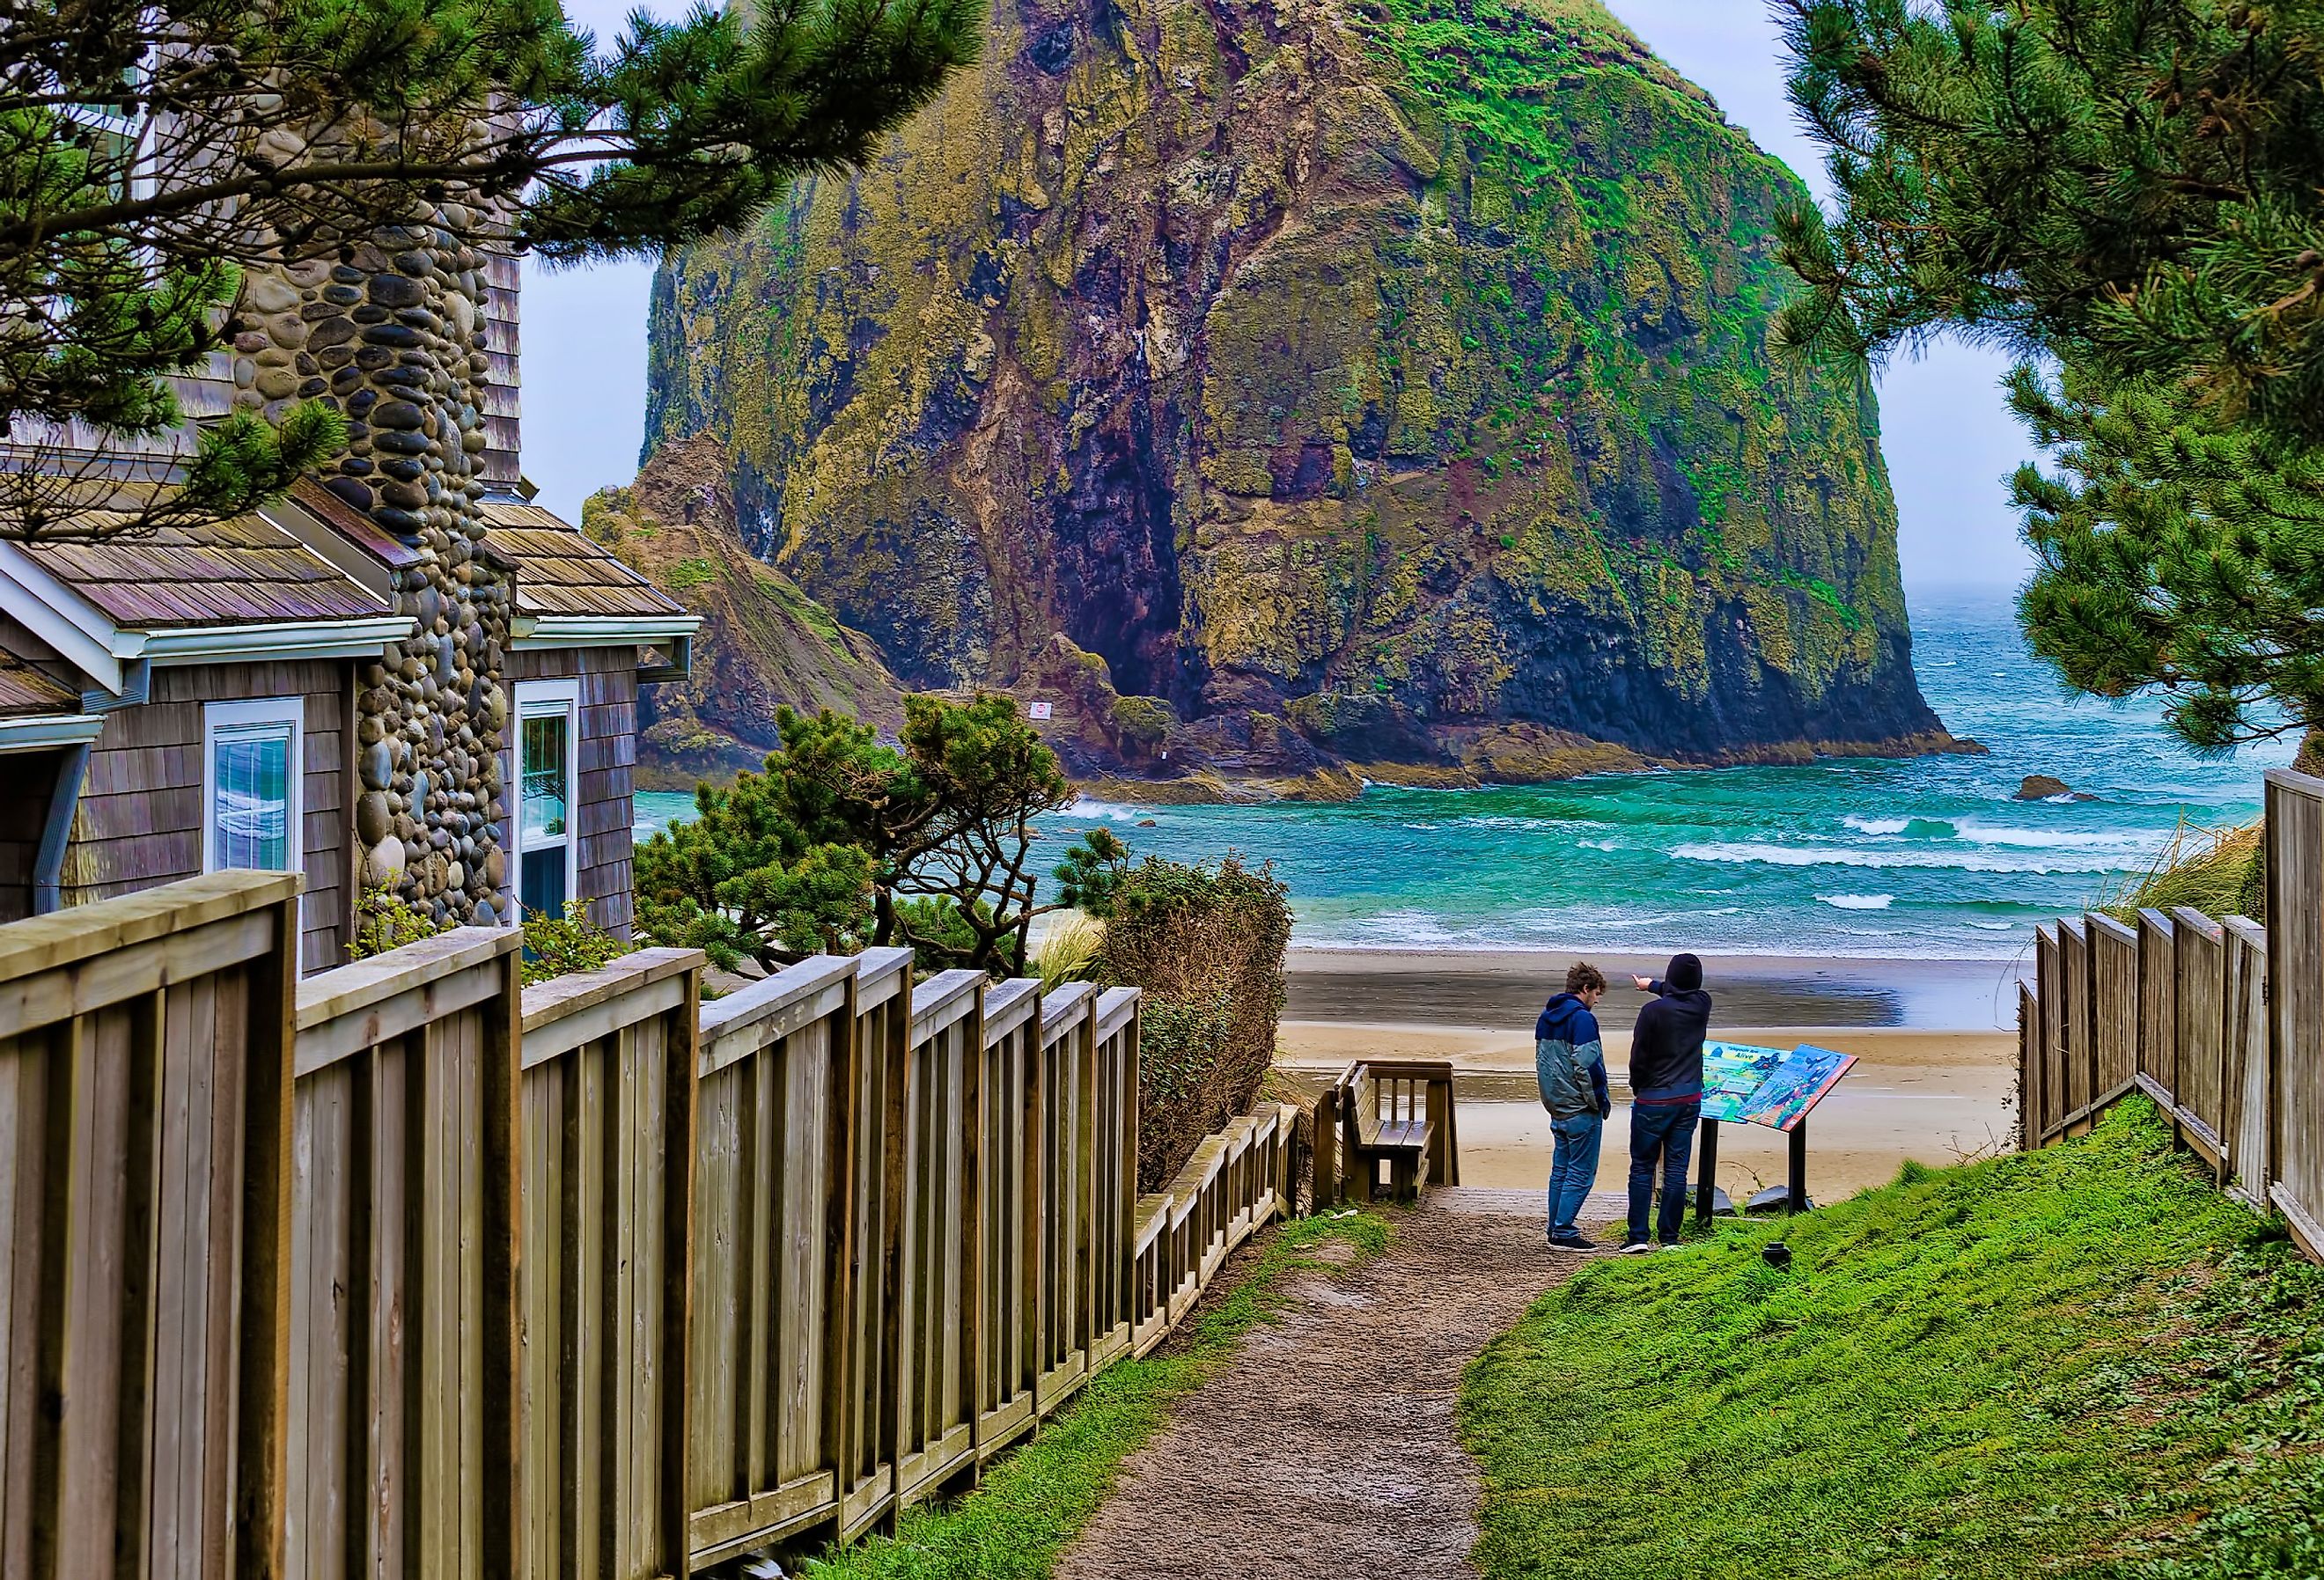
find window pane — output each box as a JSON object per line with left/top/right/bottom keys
{"left": 521, "top": 711, "right": 569, "bottom": 843}
{"left": 213, "top": 725, "right": 292, "bottom": 871}
{"left": 520, "top": 847, "right": 568, "bottom": 921}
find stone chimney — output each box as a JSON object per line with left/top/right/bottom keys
{"left": 239, "top": 196, "right": 515, "bottom": 927}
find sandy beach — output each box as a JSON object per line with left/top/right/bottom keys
{"left": 1279, "top": 948, "right": 2023, "bottom": 1204}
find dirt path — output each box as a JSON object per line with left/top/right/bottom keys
{"left": 1057, "top": 1187, "right": 1620, "bottom": 1580}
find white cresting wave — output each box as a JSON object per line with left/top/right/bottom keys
{"left": 1672, "top": 840, "right": 2123, "bottom": 875}
{"left": 1819, "top": 893, "right": 1896, "bottom": 910}
{"left": 1063, "top": 797, "right": 1148, "bottom": 823}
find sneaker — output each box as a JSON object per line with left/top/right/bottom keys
{"left": 1548, "top": 1230, "right": 1592, "bottom": 1252}
{"left": 1656, "top": 1240, "right": 1687, "bottom": 1253}
{"left": 1619, "top": 1238, "right": 1653, "bottom": 1254}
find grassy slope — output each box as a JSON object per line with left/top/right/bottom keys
{"left": 799, "top": 1210, "right": 1392, "bottom": 1579}
{"left": 1462, "top": 1102, "right": 2322, "bottom": 1578}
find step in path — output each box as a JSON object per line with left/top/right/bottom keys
{"left": 1056, "top": 1187, "right": 1625, "bottom": 1580}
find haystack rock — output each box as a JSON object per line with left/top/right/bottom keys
{"left": 643, "top": 0, "right": 1967, "bottom": 790}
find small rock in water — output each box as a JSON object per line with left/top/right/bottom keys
{"left": 2015, "top": 774, "right": 2073, "bottom": 800}
{"left": 1138, "top": 818, "right": 1158, "bottom": 827}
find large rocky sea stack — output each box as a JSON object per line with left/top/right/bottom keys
{"left": 643, "top": 0, "right": 1964, "bottom": 792}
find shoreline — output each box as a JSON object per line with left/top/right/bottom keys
{"left": 1288, "top": 946, "right": 2028, "bottom": 1033}
{"left": 1068, "top": 726, "right": 1986, "bottom": 806}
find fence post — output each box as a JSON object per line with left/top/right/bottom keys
{"left": 2264, "top": 768, "right": 2324, "bottom": 1260}
{"left": 1311, "top": 1084, "right": 1339, "bottom": 1209}
{"left": 236, "top": 886, "right": 302, "bottom": 1580}
{"left": 480, "top": 942, "right": 523, "bottom": 1577}
{"left": 2016, "top": 985, "right": 2034, "bottom": 1151}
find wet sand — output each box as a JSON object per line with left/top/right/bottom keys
{"left": 1279, "top": 948, "right": 2023, "bottom": 1203}
{"left": 1288, "top": 947, "right": 2028, "bottom": 1032}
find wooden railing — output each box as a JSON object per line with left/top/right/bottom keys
{"left": 2021, "top": 768, "right": 2324, "bottom": 1265}
{"left": 0, "top": 871, "right": 302, "bottom": 1580}
{"left": 0, "top": 871, "right": 1299, "bottom": 1578}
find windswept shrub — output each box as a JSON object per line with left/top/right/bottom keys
{"left": 522, "top": 900, "right": 629, "bottom": 987}
{"left": 1030, "top": 912, "right": 1102, "bottom": 990}
{"left": 1090, "top": 855, "right": 1292, "bottom": 1192}
{"left": 348, "top": 885, "right": 445, "bottom": 961}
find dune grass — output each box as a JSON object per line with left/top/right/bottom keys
{"left": 1461, "top": 1101, "right": 2323, "bottom": 1578}
{"left": 2099, "top": 818, "right": 2266, "bottom": 923}
{"left": 797, "top": 1209, "right": 1391, "bottom": 1580}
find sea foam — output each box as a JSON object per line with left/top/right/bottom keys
{"left": 1819, "top": 893, "right": 1896, "bottom": 910}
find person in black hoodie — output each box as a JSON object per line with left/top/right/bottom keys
{"left": 1622, "top": 952, "right": 1711, "bottom": 1251}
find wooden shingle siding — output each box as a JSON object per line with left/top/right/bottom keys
{"left": 507, "top": 646, "right": 640, "bottom": 938}
{"left": 63, "top": 660, "right": 356, "bottom": 971}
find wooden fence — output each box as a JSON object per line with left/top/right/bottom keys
{"left": 2020, "top": 768, "right": 2324, "bottom": 1264}
{"left": 0, "top": 872, "right": 1299, "bottom": 1578}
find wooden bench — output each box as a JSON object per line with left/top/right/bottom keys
{"left": 1335, "top": 1060, "right": 1459, "bottom": 1202}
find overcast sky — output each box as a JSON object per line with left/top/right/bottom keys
{"left": 522, "top": 0, "right": 2034, "bottom": 592}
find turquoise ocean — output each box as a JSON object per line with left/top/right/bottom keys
{"left": 636, "top": 589, "right": 2296, "bottom": 961}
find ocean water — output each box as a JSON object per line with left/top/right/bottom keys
{"left": 636, "top": 589, "right": 2295, "bottom": 960}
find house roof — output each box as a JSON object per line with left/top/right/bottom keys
{"left": 284, "top": 476, "right": 425, "bottom": 574}
{"left": 0, "top": 643, "right": 78, "bottom": 719}
{"left": 478, "top": 500, "right": 690, "bottom": 622}
{"left": 19, "top": 510, "right": 396, "bottom": 628}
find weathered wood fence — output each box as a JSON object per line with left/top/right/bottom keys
{"left": 2020, "top": 768, "right": 2324, "bottom": 1265}
{"left": 0, "top": 872, "right": 1298, "bottom": 1578}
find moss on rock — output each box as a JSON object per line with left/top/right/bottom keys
{"left": 645, "top": 0, "right": 1954, "bottom": 775}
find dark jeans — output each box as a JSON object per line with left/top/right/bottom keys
{"left": 1627, "top": 1099, "right": 1702, "bottom": 1244}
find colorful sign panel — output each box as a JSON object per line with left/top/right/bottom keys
{"left": 1701, "top": 1040, "right": 1858, "bottom": 1132}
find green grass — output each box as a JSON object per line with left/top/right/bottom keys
{"left": 1462, "top": 1102, "right": 2323, "bottom": 1578}
{"left": 799, "top": 1210, "right": 1393, "bottom": 1579}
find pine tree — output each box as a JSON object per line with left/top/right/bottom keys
{"left": 0, "top": 0, "right": 981, "bottom": 536}
{"left": 1772, "top": 0, "right": 2324, "bottom": 748}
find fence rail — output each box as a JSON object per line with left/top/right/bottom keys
{"left": 2020, "top": 768, "right": 2324, "bottom": 1265}
{"left": 0, "top": 871, "right": 1296, "bottom": 1578}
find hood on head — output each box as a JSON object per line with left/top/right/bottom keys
{"left": 1666, "top": 952, "right": 1703, "bottom": 992}
{"left": 1537, "top": 991, "right": 1591, "bottom": 1040}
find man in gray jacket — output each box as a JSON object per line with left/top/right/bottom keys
{"left": 1535, "top": 961, "right": 1612, "bottom": 1250}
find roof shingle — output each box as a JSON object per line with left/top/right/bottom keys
{"left": 0, "top": 643, "right": 79, "bottom": 718}
{"left": 477, "top": 501, "right": 689, "bottom": 621}
{"left": 23, "top": 511, "right": 394, "bottom": 628}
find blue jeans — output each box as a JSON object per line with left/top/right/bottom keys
{"left": 1627, "top": 1100, "right": 1702, "bottom": 1244}
{"left": 1545, "top": 1112, "right": 1603, "bottom": 1234}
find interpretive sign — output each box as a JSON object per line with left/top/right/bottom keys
{"left": 1701, "top": 1040, "right": 1858, "bottom": 1132}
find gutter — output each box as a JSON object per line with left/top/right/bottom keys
{"left": 509, "top": 612, "right": 702, "bottom": 650}
{"left": 140, "top": 614, "right": 416, "bottom": 665}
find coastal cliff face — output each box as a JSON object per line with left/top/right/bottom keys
{"left": 581, "top": 435, "right": 904, "bottom": 788}
{"left": 644, "top": 0, "right": 1955, "bottom": 782}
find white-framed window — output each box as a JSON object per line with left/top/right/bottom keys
{"left": 512, "top": 680, "right": 581, "bottom": 922}
{"left": 202, "top": 698, "right": 304, "bottom": 873}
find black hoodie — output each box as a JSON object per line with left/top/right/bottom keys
{"left": 1630, "top": 962, "right": 1711, "bottom": 1101}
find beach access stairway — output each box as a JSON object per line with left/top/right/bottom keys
{"left": 0, "top": 871, "right": 1301, "bottom": 1580}
{"left": 2020, "top": 767, "right": 2324, "bottom": 1266}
